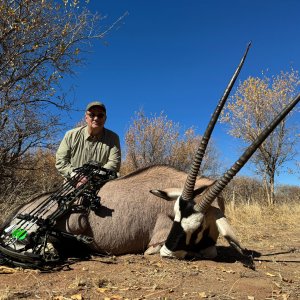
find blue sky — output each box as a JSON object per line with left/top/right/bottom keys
{"left": 61, "top": 0, "right": 300, "bottom": 186}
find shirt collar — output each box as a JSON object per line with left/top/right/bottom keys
{"left": 84, "top": 126, "right": 105, "bottom": 141}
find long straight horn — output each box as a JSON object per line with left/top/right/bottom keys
{"left": 181, "top": 42, "right": 252, "bottom": 201}
{"left": 194, "top": 92, "right": 300, "bottom": 212}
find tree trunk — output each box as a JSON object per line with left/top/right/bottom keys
{"left": 269, "top": 174, "right": 275, "bottom": 205}
{"left": 263, "top": 172, "right": 275, "bottom": 205}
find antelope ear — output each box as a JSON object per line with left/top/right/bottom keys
{"left": 193, "top": 186, "right": 208, "bottom": 197}
{"left": 193, "top": 182, "right": 215, "bottom": 197}
{"left": 150, "top": 188, "right": 182, "bottom": 201}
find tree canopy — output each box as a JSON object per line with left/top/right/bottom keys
{"left": 0, "top": 0, "right": 109, "bottom": 186}
{"left": 221, "top": 69, "right": 300, "bottom": 204}
{"left": 122, "top": 110, "right": 220, "bottom": 177}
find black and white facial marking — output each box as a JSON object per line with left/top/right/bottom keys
{"left": 160, "top": 186, "right": 217, "bottom": 259}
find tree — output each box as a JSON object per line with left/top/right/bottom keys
{"left": 0, "top": 0, "right": 119, "bottom": 189}
{"left": 122, "top": 110, "right": 220, "bottom": 176}
{"left": 276, "top": 184, "right": 300, "bottom": 204}
{"left": 15, "top": 148, "right": 62, "bottom": 194}
{"left": 222, "top": 176, "right": 266, "bottom": 206}
{"left": 221, "top": 70, "right": 300, "bottom": 205}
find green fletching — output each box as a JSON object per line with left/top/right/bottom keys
{"left": 12, "top": 228, "right": 28, "bottom": 240}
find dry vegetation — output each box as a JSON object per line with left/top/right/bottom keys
{"left": 226, "top": 203, "right": 300, "bottom": 250}
{"left": 121, "top": 110, "right": 220, "bottom": 177}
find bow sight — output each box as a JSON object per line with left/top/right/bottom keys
{"left": 0, "top": 162, "right": 117, "bottom": 269}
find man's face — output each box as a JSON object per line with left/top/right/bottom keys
{"left": 85, "top": 107, "right": 106, "bottom": 130}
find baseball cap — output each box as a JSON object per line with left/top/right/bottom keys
{"left": 86, "top": 101, "right": 106, "bottom": 112}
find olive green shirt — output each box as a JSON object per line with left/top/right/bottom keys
{"left": 55, "top": 126, "right": 121, "bottom": 178}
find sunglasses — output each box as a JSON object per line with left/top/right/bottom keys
{"left": 87, "top": 112, "right": 106, "bottom": 119}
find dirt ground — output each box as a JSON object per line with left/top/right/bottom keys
{"left": 0, "top": 225, "right": 299, "bottom": 300}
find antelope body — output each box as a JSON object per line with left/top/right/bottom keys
{"left": 15, "top": 165, "right": 237, "bottom": 260}
{"left": 57, "top": 166, "right": 232, "bottom": 258}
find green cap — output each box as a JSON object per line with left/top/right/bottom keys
{"left": 86, "top": 101, "right": 106, "bottom": 112}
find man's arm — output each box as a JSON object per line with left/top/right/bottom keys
{"left": 103, "top": 134, "right": 121, "bottom": 172}
{"left": 55, "top": 133, "right": 74, "bottom": 178}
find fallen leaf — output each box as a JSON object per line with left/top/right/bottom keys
{"left": 104, "top": 296, "right": 123, "bottom": 300}
{"left": 220, "top": 266, "right": 235, "bottom": 273}
{"left": 152, "top": 262, "right": 162, "bottom": 267}
{"left": 273, "top": 281, "right": 281, "bottom": 288}
{"left": 0, "top": 266, "right": 18, "bottom": 274}
{"left": 225, "top": 269, "right": 235, "bottom": 274}
{"left": 273, "top": 289, "right": 281, "bottom": 295}
{"left": 198, "top": 291, "right": 208, "bottom": 298}
{"left": 266, "top": 272, "right": 276, "bottom": 277}
{"left": 71, "top": 294, "right": 83, "bottom": 300}
{"left": 97, "top": 288, "right": 109, "bottom": 293}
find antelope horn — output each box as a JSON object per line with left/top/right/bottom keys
{"left": 181, "top": 42, "right": 251, "bottom": 201}
{"left": 194, "top": 92, "right": 300, "bottom": 212}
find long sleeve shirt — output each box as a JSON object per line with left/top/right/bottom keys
{"left": 55, "top": 126, "right": 121, "bottom": 178}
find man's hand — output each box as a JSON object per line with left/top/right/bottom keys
{"left": 71, "top": 172, "right": 88, "bottom": 188}
{"left": 76, "top": 176, "right": 88, "bottom": 188}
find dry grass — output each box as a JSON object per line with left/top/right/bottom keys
{"left": 0, "top": 287, "right": 10, "bottom": 300}
{"left": 227, "top": 202, "right": 300, "bottom": 227}
{"left": 0, "top": 196, "right": 27, "bottom": 225}
{"left": 225, "top": 202, "right": 300, "bottom": 249}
